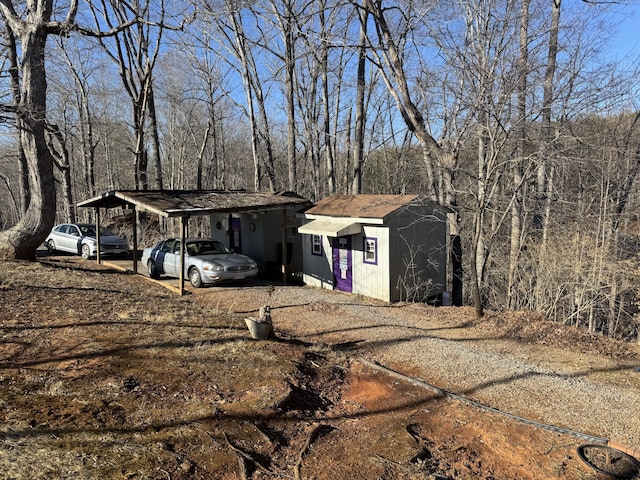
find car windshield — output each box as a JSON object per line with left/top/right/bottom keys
{"left": 77, "top": 225, "right": 116, "bottom": 237}
{"left": 187, "top": 240, "right": 229, "bottom": 256}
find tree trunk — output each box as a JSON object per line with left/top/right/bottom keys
{"left": 6, "top": 24, "right": 29, "bottom": 215}
{"left": 133, "top": 101, "right": 148, "bottom": 190}
{"left": 255, "top": 85, "right": 277, "bottom": 192}
{"left": 229, "top": 9, "right": 276, "bottom": 192}
{"left": 58, "top": 46, "right": 98, "bottom": 201}
{"left": 196, "top": 121, "right": 211, "bottom": 191}
{"left": 283, "top": 0, "right": 297, "bottom": 192}
{"left": 470, "top": 212, "right": 485, "bottom": 318}
{"left": 233, "top": 14, "right": 261, "bottom": 192}
{"left": 363, "top": 0, "right": 444, "bottom": 203}
{"left": 344, "top": 107, "right": 352, "bottom": 193}
{"left": 536, "top": 0, "right": 561, "bottom": 238}
{"left": 352, "top": 1, "right": 368, "bottom": 194}
{"left": 47, "top": 125, "right": 75, "bottom": 223}
{"left": 509, "top": 0, "right": 530, "bottom": 309}
{"left": 146, "top": 82, "right": 164, "bottom": 190}
{"left": 320, "top": 6, "right": 336, "bottom": 195}
{"left": 0, "top": 23, "right": 57, "bottom": 260}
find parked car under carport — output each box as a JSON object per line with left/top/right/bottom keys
{"left": 141, "top": 238, "right": 259, "bottom": 288}
{"left": 45, "top": 223, "right": 129, "bottom": 260}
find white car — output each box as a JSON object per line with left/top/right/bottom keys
{"left": 45, "top": 223, "right": 129, "bottom": 259}
{"left": 141, "top": 238, "right": 259, "bottom": 288}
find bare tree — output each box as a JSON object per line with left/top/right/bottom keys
{"left": 295, "top": 0, "right": 348, "bottom": 198}
{"left": 3, "top": 21, "right": 28, "bottom": 215}
{"left": 0, "top": 0, "right": 154, "bottom": 260}
{"left": 0, "top": 0, "right": 73, "bottom": 258}
{"left": 268, "top": 0, "right": 299, "bottom": 191}
{"left": 351, "top": 0, "right": 368, "bottom": 194}
{"left": 360, "top": 0, "right": 461, "bottom": 206}
{"left": 508, "top": 0, "right": 530, "bottom": 310}
{"left": 534, "top": 0, "right": 560, "bottom": 237}
{"left": 202, "top": 0, "right": 278, "bottom": 192}
{"left": 52, "top": 38, "right": 100, "bottom": 202}
{"left": 319, "top": 2, "right": 337, "bottom": 195}
{"left": 89, "top": 0, "right": 168, "bottom": 190}
{"left": 47, "top": 123, "right": 75, "bottom": 223}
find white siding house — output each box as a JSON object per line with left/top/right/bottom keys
{"left": 209, "top": 205, "right": 308, "bottom": 279}
{"left": 298, "top": 195, "right": 450, "bottom": 303}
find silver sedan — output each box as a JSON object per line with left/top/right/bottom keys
{"left": 141, "top": 238, "right": 259, "bottom": 288}
{"left": 45, "top": 223, "right": 129, "bottom": 259}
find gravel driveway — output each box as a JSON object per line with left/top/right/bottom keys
{"left": 193, "top": 282, "right": 640, "bottom": 450}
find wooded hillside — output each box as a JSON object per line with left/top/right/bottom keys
{"left": 1, "top": 0, "right": 639, "bottom": 340}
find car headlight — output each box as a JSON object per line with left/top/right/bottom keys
{"left": 250, "top": 262, "right": 257, "bottom": 269}
{"left": 203, "top": 262, "right": 224, "bottom": 272}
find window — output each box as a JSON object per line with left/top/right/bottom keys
{"left": 364, "top": 237, "right": 378, "bottom": 264}
{"left": 161, "top": 240, "right": 178, "bottom": 254}
{"left": 311, "top": 234, "right": 322, "bottom": 256}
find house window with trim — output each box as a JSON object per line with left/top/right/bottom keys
{"left": 364, "top": 237, "right": 378, "bottom": 264}
{"left": 311, "top": 234, "right": 323, "bottom": 256}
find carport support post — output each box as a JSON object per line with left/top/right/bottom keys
{"left": 179, "top": 216, "right": 187, "bottom": 295}
{"left": 95, "top": 208, "right": 102, "bottom": 264}
{"left": 131, "top": 207, "right": 138, "bottom": 274}
{"left": 281, "top": 209, "right": 287, "bottom": 284}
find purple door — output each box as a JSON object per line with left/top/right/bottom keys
{"left": 332, "top": 236, "right": 352, "bottom": 293}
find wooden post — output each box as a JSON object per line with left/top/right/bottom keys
{"left": 132, "top": 206, "right": 138, "bottom": 274}
{"left": 179, "top": 216, "right": 187, "bottom": 295}
{"left": 95, "top": 207, "right": 101, "bottom": 264}
{"left": 281, "top": 209, "right": 287, "bottom": 284}
{"left": 449, "top": 212, "right": 463, "bottom": 307}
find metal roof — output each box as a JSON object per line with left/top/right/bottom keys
{"left": 77, "top": 190, "right": 311, "bottom": 217}
{"left": 298, "top": 218, "right": 363, "bottom": 237}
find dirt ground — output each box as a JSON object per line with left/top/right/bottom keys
{"left": 1, "top": 256, "right": 639, "bottom": 480}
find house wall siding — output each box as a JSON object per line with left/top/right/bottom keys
{"left": 210, "top": 209, "right": 304, "bottom": 276}
{"left": 352, "top": 226, "right": 391, "bottom": 302}
{"left": 388, "top": 206, "right": 447, "bottom": 302}
{"left": 301, "top": 233, "right": 333, "bottom": 290}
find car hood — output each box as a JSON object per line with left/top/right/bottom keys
{"left": 194, "top": 253, "right": 255, "bottom": 265}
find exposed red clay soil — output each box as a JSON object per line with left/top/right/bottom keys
{"left": 1, "top": 256, "right": 639, "bottom": 479}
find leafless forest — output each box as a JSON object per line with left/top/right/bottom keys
{"left": 1, "top": 0, "right": 640, "bottom": 340}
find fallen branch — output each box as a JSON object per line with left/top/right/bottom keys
{"left": 252, "top": 422, "right": 275, "bottom": 449}
{"left": 373, "top": 453, "right": 403, "bottom": 466}
{"left": 224, "top": 432, "right": 271, "bottom": 479}
{"left": 293, "top": 423, "right": 335, "bottom": 479}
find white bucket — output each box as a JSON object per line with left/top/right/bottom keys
{"left": 244, "top": 318, "right": 273, "bottom": 340}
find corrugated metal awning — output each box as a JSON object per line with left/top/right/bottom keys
{"left": 77, "top": 190, "right": 311, "bottom": 218}
{"left": 298, "top": 218, "right": 362, "bottom": 237}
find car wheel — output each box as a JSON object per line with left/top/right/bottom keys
{"left": 189, "top": 268, "right": 203, "bottom": 288}
{"left": 81, "top": 244, "right": 91, "bottom": 260}
{"left": 148, "top": 260, "right": 160, "bottom": 279}
{"left": 46, "top": 240, "right": 56, "bottom": 254}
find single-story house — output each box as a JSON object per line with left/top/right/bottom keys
{"left": 208, "top": 201, "right": 309, "bottom": 279}
{"left": 298, "top": 194, "right": 451, "bottom": 303}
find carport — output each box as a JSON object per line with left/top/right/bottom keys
{"left": 77, "top": 190, "right": 311, "bottom": 295}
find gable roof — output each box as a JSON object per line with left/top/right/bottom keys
{"left": 298, "top": 194, "right": 450, "bottom": 239}
{"left": 304, "top": 194, "right": 421, "bottom": 219}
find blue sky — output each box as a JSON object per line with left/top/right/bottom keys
{"left": 563, "top": 0, "right": 638, "bottom": 64}
{"left": 603, "top": 2, "right": 639, "bottom": 62}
